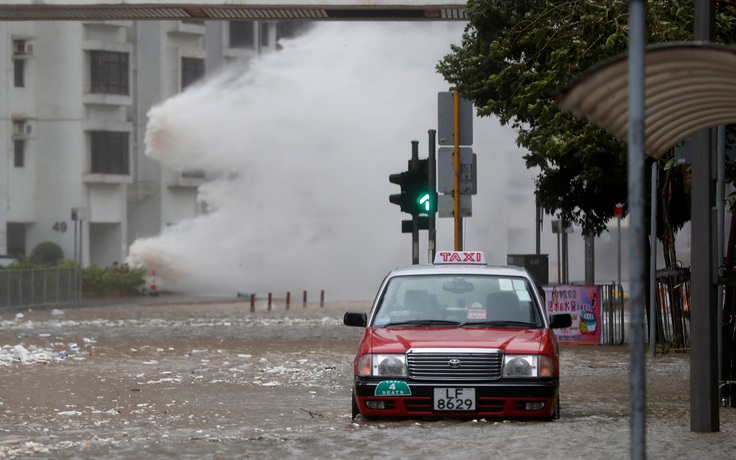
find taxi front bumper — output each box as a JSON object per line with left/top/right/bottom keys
{"left": 354, "top": 378, "right": 559, "bottom": 419}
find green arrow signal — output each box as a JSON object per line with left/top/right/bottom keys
{"left": 419, "top": 193, "right": 431, "bottom": 212}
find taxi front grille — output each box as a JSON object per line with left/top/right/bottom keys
{"left": 406, "top": 351, "right": 503, "bottom": 380}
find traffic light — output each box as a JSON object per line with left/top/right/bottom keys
{"left": 413, "top": 159, "right": 437, "bottom": 215}
{"left": 389, "top": 159, "right": 437, "bottom": 216}
{"left": 389, "top": 170, "right": 415, "bottom": 214}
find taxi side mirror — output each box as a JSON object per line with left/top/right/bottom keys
{"left": 344, "top": 312, "right": 367, "bottom": 327}
{"left": 549, "top": 313, "right": 572, "bottom": 329}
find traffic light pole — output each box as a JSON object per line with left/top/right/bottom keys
{"left": 411, "top": 141, "right": 420, "bottom": 265}
{"left": 428, "top": 130, "right": 437, "bottom": 262}
{"left": 453, "top": 91, "right": 463, "bottom": 251}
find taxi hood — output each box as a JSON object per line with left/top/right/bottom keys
{"left": 367, "top": 327, "right": 548, "bottom": 355}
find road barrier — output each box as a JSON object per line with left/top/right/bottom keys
{"left": 246, "top": 290, "right": 326, "bottom": 312}
{"left": 0, "top": 268, "right": 76, "bottom": 311}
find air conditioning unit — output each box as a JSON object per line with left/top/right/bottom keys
{"left": 13, "top": 121, "right": 31, "bottom": 136}
{"left": 13, "top": 41, "right": 33, "bottom": 55}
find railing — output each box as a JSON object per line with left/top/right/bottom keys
{"left": 654, "top": 267, "right": 691, "bottom": 352}
{"left": 599, "top": 284, "right": 625, "bottom": 345}
{"left": 0, "top": 268, "right": 76, "bottom": 311}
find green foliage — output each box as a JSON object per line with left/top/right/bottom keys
{"left": 82, "top": 264, "right": 147, "bottom": 297}
{"left": 0, "top": 258, "right": 146, "bottom": 297}
{"left": 30, "top": 241, "right": 64, "bottom": 265}
{"left": 437, "top": 0, "right": 736, "bottom": 236}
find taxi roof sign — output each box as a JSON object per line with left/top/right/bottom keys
{"left": 433, "top": 251, "right": 486, "bottom": 265}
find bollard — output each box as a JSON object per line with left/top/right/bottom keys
{"left": 320, "top": 289, "right": 325, "bottom": 308}
{"left": 250, "top": 293, "right": 255, "bottom": 313}
{"left": 268, "top": 292, "right": 272, "bottom": 311}
{"left": 303, "top": 290, "right": 307, "bottom": 308}
{"left": 286, "top": 291, "right": 291, "bottom": 310}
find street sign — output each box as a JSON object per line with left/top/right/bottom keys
{"left": 437, "top": 92, "right": 473, "bottom": 146}
{"left": 437, "top": 147, "right": 476, "bottom": 195}
{"left": 438, "top": 194, "right": 471, "bottom": 217}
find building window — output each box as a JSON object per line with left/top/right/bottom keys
{"left": 7, "top": 223, "right": 26, "bottom": 256}
{"left": 90, "top": 131, "right": 129, "bottom": 175}
{"left": 277, "top": 22, "right": 312, "bottom": 41}
{"left": 90, "top": 51, "right": 129, "bottom": 95}
{"left": 13, "top": 120, "right": 27, "bottom": 136}
{"left": 13, "top": 59, "right": 24, "bottom": 87}
{"left": 276, "top": 22, "right": 313, "bottom": 50}
{"left": 181, "top": 57, "right": 205, "bottom": 89}
{"left": 259, "top": 23, "right": 270, "bottom": 47}
{"left": 14, "top": 139, "right": 24, "bottom": 167}
{"left": 181, "top": 169, "right": 205, "bottom": 179}
{"left": 229, "top": 22, "right": 255, "bottom": 48}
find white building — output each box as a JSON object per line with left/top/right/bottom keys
{"left": 0, "top": 20, "right": 310, "bottom": 266}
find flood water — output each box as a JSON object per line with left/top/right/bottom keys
{"left": 1, "top": 299, "right": 735, "bottom": 459}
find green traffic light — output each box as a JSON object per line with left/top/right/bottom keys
{"left": 418, "top": 193, "right": 431, "bottom": 212}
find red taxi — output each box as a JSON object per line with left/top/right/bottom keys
{"left": 343, "top": 251, "right": 572, "bottom": 420}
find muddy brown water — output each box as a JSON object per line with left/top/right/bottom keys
{"left": 1, "top": 298, "right": 735, "bottom": 459}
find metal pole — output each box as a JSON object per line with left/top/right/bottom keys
{"left": 78, "top": 219, "right": 83, "bottom": 307}
{"left": 717, "top": 124, "right": 725, "bottom": 389}
{"left": 649, "top": 162, "right": 658, "bottom": 357}
{"left": 536, "top": 205, "right": 542, "bottom": 255}
{"left": 584, "top": 234, "right": 595, "bottom": 285}
{"left": 74, "top": 216, "right": 79, "bottom": 308}
{"left": 412, "top": 140, "right": 420, "bottom": 264}
{"left": 453, "top": 91, "right": 462, "bottom": 251}
{"left": 561, "top": 220, "right": 569, "bottom": 284}
{"left": 428, "top": 130, "right": 437, "bottom": 262}
{"left": 628, "top": 0, "right": 647, "bottom": 457}
{"left": 556, "top": 223, "right": 561, "bottom": 284}
{"left": 618, "top": 215, "right": 622, "bottom": 289}
{"left": 691, "top": 0, "right": 719, "bottom": 433}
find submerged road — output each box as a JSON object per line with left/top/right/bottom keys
{"left": 0, "top": 297, "right": 735, "bottom": 459}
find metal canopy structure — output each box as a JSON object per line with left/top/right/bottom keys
{"left": 0, "top": 0, "right": 467, "bottom": 20}
{"left": 558, "top": 34, "right": 734, "bottom": 436}
{"left": 558, "top": 41, "right": 736, "bottom": 158}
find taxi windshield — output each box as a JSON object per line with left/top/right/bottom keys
{"left": 372, "top": 274, "right": 542, "bottom": 328}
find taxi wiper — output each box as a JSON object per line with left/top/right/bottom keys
{"left": 459, "top": 320, "right": 537, "bottom": 328}
{"left": 381, "top": 319, "right": 462, "bottom": 328}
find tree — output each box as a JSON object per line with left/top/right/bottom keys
{"left": 437, "top": 0, "right": 700, "bottom": 236}
{"left": 438, "top": 1, "right": 736, "bottom": 357}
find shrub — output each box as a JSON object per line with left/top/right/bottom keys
{"left": 82, "top": 264, "right": 147, "bottom": 297}
{"left": 30, "top": 242, "right": 64, "bottom": 265}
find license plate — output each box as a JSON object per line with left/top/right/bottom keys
{"left": 433, "top": 388, "right": 476, "bottom": 411}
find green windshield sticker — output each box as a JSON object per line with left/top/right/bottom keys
{"left": 375, "top": 380, "right": 411, "bottom": 396}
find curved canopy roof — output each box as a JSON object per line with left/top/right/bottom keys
{"left": 557, "top": 42, "right": 736, "bottom": 158}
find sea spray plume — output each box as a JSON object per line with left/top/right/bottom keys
{"left": 128, "top": 22, "right": 467, "bottom": 299}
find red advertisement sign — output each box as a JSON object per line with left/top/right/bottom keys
{"left": 543, "top": 285, "right": 601, "bottom": 345}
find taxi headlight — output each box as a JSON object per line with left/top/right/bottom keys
{"left": 357, "top": 354, "right": 408, "bottom": 377}
{"left": 370, "top": 354, "right": 408, "bottom": 377}
{"left": 502, "top": 355, "right": 553, "bottom": 378}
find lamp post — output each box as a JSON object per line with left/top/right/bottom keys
{"left": 71, "top": 207, "right": 86, "bottom": 307}
{"left": 552, "top": 220, "right": 561, "bottom": 284}
{"left": 614, "top": 204, "right": 624, "bottom": 290}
